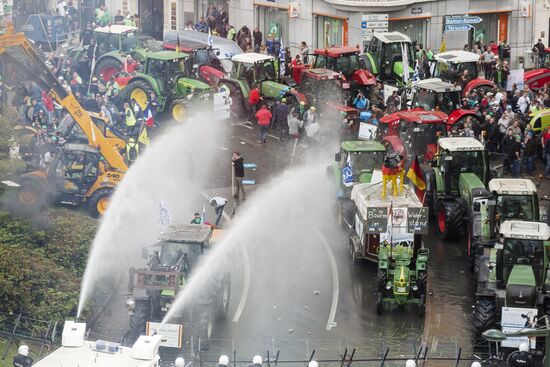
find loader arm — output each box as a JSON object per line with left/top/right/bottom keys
{"left": 0, "top": 31, "right": 128, "bottom": 172}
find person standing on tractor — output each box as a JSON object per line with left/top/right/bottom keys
{"left": 509, "top": 343, "right": 533, "bottom": 367}
{"left": 256, "top": 104, "right": 272, "bottom": 144}
{"left": 253, "top": 27, "right": 262, "bottom": 53}
{"left": 13, "top": 345, "right": 33, "bottom": 367}
{"left": 122, "top": 137, "right": 139, "bottom": 164}
{"left": 248, "top": 84, "right": 261, "bottom": 123}
{"left": 232, "top": 151, "right": 246, "bottom": 200}
{"left": 209, "top": 196, "right": 227, "bottom": 227}
{"left": 386, "top": 90, "right": 400, "bottom": 109}
{"left": 124, "top": 102, "right": 137, "bottom": 137}
{"left": 190, "top": 212, "right": 202, "bottom": 224}
{"left": 300, "top": 41, "right": 309, "bottom": 64}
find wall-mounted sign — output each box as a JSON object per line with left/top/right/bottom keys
{"left": 411, "top": 7, "right": 422, "bottom": 14}
{"left": 289, "top": 2, "right": 300, "bottom": 18}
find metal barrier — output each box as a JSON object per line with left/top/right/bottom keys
{"left": 0, "top": 313, "right": 58, "bottom": 360}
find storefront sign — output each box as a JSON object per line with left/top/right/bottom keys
{"left": 411, "top": 7, "right": 422, "bottom": 14}
{"left": 498, "top": 14, "right": 508, "bottom": 42}
{"left": 361, "top": 20, "right": 388, "bottom": 29}
{"left": 288, "top": 2, "right": 300, "bottom": 18}
{"left": 366, "top": 207, "right": 388, "bottom": 233}
{"left": 501, "top": 307, "right": 537, "bottom": 348}
{"left": 146, "top": 322, "right": 183, "bottom": 348}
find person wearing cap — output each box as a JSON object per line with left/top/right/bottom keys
{"left": 509, "top": 343, "right": 533, "bottom": 367}
{"left": 122, "top": 137, "right": 139, "bottom": 164}
{"left": 272, "top": 97, "right": 289, "bottom": 140}
{"left": 13, "top": 345, "right": 33, "bottom": 367}
{"left": 190, "top": 212, "right": 202, "bottom": 224}
{"left": 209, "top": 196, "right": 227, "bottom": 227}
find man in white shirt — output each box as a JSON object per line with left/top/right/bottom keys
{"left": 209, "top": 196, "right": 227, "bottom": 227}
{"left": 517, "top": 91, "right": 530, "bottom": 114}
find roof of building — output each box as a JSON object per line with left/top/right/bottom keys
{"left": 94, "top": 24, "right": 138, "bottom": 35}
{"left": 372, "top": 32, "right": 411, "bottom": 44}
{"left": 413, "top": 78, "right": 462, "bottom": 93}
{"left": 488, "top": 178, "right": 537, "bottom": 195}
{"left": 500, "top": 220, "right": 550, "bottom": 240}
{"left": 231, "top": 53, "right": 274, "bottom": 64}
{"left": 435, "top": 50, "right": 480, "bottom": 64}
{"left": 159, "top": 224, "right": 212, "bottom": 244}
{"left": 313, "top": 46, "right": 360, "bottom": 57}
{"left": 341, "top": 140, "right": 385, "bottom": 152}
{"left": 438, "top": 137, "right": 485, "bottom": 151}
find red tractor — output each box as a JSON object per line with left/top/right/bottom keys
{"left": 379, "top": 110, "right": 449, "bottom": 163}
{"left": 524, "top": 47, "right": 550, "bottom": 90}
{"left": 311, "top": 47, "right": 376, "bottom": 99}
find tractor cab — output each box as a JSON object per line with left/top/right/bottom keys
{"left": 57, "top": 110, "right": 126, "bottom": 150}
{"left": 410, "top": 79, "right": 462, "bottom": 115}
{"left": 363, "top": 32, "right": 414, "bottom": 87}
{"left": 312, "top": 47, "right": 375, "bottom": 97}
{"left": 433, "top": 51, "right": 496, "bottom": 95}
{"left": 380, "top": 110, "right": 448, "bottom": 162}
{"left": 94, "top": 25, "right": 161, "bottom": 56}
{"left": 300, "top": 68, "right": 346, "bottom": 107}
{"left": 435, "top": 137, "right": 489, "bottom": 193}
{"left": 231, "top": 53, "right": 277, "bottom": 87}
{"left": 144, "top": 51, "right": 188, "bottom": 92}
{"left": 334, "top": 140, "right": 386, "bottom": 193}
{"left": 496, "top": 221, "right": 550, "bottom": 302}
{"left": 490, "top": 179, "right": 539, "bottom": 223}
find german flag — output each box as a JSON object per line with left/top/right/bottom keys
{"left": 406, "top": 155, "right": 426, "bottom": 200}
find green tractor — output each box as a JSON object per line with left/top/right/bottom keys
{"left": 331, "top": 140, "right": 386, "bottom": 226}
{"left": 471, "top": 179, "right": 541, "bottom": 271}
{"left": 67, "top": 25, "right": 162, "bottom": 82}
{"left": 120, "top": 50, "right": 212, "bottom": 123}
{"left": 362, "top": 32, "right": 415, "bottom": 88}
{"left": 473, "top": 220, "right": 550, "bottom": 336}
{"left": 423, "top": 137, "right": 490, "bottom": 240}
{"left": 124, "top": 224, "right": 230, "bottom": 347}
{"left": 376, "top": 241, "right": 429, "bottom": 316}
{"left": 220, "top": 53, "right": 306, "bottom": 118}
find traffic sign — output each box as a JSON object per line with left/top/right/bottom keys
{"left": 361, "top": 20, "right": 389, "bottom": 29}
{"left": 362, "top": 14, "right": 388, "bottom": 22}
{"left": 445, "top": 16, "right": 482, "bottom": 25}
{"left": 445, "top": 24, "right": 473, "bottom": 32}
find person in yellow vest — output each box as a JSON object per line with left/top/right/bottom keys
{"left": 123, "top": 137, "right": 139, "bottom": 164}
{"left": 124, "top": 102, "right": 137, "bottom": 137}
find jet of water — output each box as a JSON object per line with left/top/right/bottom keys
{"left": 77, "top": 112, "right": 226, "bottom": 318}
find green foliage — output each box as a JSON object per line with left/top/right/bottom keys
{"left": 0, "top": 210, "right": 97, "bottom": 320}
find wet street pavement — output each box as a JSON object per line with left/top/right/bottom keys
{"left": 90, "top": 118, "right": 482, "bottom": 366}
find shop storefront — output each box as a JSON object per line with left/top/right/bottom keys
{"left": 389, "top": 17, "right": 428, "bottom": 47}
{"left": 314, "top": 14, "right": 348, "bottom": 48}
{"left": 256, "top": 4, "right": 289, "bottom": 46}
{"left": 468, "top": 12, "right": 509, "bottom": 46}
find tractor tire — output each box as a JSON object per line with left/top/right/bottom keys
{"left": 349, "top": 240, "right": 359, "bottom": 265}
{"left": 169, "top": 99, "right": 188, "bottom": 123}
{"left": 193, "top": 305, "right": 214, "bottom": 351}
{"left": 18, "top": 179, "right": 47, "bottom": 211}
{"left": 94, "top": 57, "right": 123, "bottom": 83}
{"left": 436, "top": 199, "right": 468, "bottom": 240}
{"left": 418, "top": 294, "right": 426, "bottom": 317}
{"left": 122, "top": 79, "right": 155, "bottom": 111}
{"left": 88, "top": 188, "right": 113, "bottom": 218}
{"left": 125, "top": 299, "right": 151, "bottom": 346}
{"left": 377, "top": 268, "right": 387, "bottom": 292}
{"left": 215, "top": 273, "right": 231, "bottom": 321}
{"left": 376, "top": 293, "right": 383, "bottom": 315}
{"left": 473, "top": 297, "right": 496, "bottom": 335}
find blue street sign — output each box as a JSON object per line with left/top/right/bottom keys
{"left": 242, "top": 180, "right": 256, "bottom": 185}
{"left": 445, "top": 24, "right": 473, "bottom": 32}
{"left": 446, "top": 16, "right": 482, "bottom": 25}
{"left": 243, "top": 163, "right": 257, "bottom": 169}
{"left": 361, "top": 21, "right": 366, "bottom": 29}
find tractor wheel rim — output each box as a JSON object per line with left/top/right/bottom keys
{"left": 19, "top": 189, "right": 37, "bottom": 205}
{"left": 97, "top": 197, "right": 109, "bottom": 214}
{"left": 172, "top": 104, "right": 186, "bottom": 122}
{"left": 131, "top": 88, "right": 148, "bottom": 110}
{"left": 100, "top": 67, "right": 118, "bottom": 82}
{"left": 438, "top": 209, "right": 446, "bottom": 233}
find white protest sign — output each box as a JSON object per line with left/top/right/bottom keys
{"left": 146, "top": 322, "right": 183, "bottom": 348}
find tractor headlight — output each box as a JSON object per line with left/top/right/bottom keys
{"left": 412, "top": 285, "right": 418, "bottom": 291}
{"left": 386, "top": 283, "right": 392, "bottom": 290}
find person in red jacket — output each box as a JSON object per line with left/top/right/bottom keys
{"left": 249, "top": 84, "right": 261, "bottom": 122}
{"left": 255, "top": 104, "right": 272, "bottom": 143}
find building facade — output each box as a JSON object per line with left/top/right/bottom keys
{"left": 98, "top": 0, "right": 549, "bottom": 68}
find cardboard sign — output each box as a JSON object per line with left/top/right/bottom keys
{"left": 366, "top": 207, "right": 388, "bottom": 233}
{"left": 407, "top": 207, "right": 429, "bottom": 234}
{"left": 146, "top": 322, "right": 183, "bottom": 348}
{"left": 507, "top": 69, "right": 524, "bottom": 91}
{"left": 358, "top": 123, "right": 378, "bottom": 140}
{"left": 501, "top": 307, "right": 537, "bottom": 348}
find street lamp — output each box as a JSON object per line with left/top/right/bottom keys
{"left": 482, "top": 325, "right": 550, "bottom": 367}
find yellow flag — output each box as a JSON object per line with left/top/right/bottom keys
{"left": 439, "top": 36, "right": 446, "bottom": 53}
{"left": 138, "top": 126, "right": 150, "bottom": 145}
